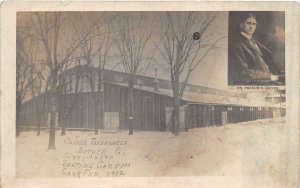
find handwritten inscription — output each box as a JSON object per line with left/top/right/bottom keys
{"left": 61, "top": 136, "right": 131, "bottom": 178}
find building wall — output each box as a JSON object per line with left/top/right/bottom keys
{"left": 184, "top": 104, "right": 281, "bottom": 129}
{"left": 18, "top": 81, "right": 286, "bottom": 132}
{"left": 19, "top": 82, "right": 175, "bottom": 131}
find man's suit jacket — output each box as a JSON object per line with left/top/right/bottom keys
{"left": 228, "top": 33, "right": 281, "bottom": 85}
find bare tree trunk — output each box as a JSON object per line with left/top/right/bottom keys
{"left": 37, "top": 94, "right": 47, "bottom": 136}
{"left": 173, "top": 100, "right": 180, "bottom": 136}
{"left": 16, "top": 99, "right": 21, "bottom": 137}
{"left": 37, "top": 110, "right": 41, "bottom": 136}
{"left": 61, "top": 103, "right": 66, "bottom": 136}
{"left": 61, "top": 110, "right": 66, "bottom": 136}
{"left": 173, "top": 78, "right": 180, "bottom": 136}
{"left": 61, "top": 89, "right": 67, "bottom": 136}
{"left": 100, "top": 90, "right": 105, "bottom": 130}
{"left": 61, "top": 118, "right": 66, "bottom": 136}
{"left": 172, "top": 42, "right": 181, "bottom": 136}
{"left": 94, "top": 91, "right": 104, "bottom": 134}
{"left": 94, "top": 98, "right": 99, "bottom": 134}
{"left": 48, "top": 107, "right": 56, "bottom": 150}
{"left": 128, "top": 78, "right": 134, "bottom": 135}
{"left": 37, "top": 105, "right": 41, "bottom": 136}
{"left": 128, "top": 89, "right": 134, "bottom": 135}
{"left": 48, "top": 79, "right": 57, "bottom": 150}
{"left": 95, "top": 71, "right": 104, "bottom": 134}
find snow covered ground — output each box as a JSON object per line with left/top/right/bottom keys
{"left": 16, "top": 117, "right": 287, "bottom": 187}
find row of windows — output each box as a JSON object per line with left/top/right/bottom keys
{"left": 62, "top": 75, "right": 100, "bottom": 93}
{"left": 61, "top": 73, "right": 127, "bottom": 93}
{"left": 229, "top": 107, "right": 265, "bottom": 111}
{"left": 195, "top": 106, "right": 273, "bottom": 112}
{"left": 61, "top": 71, "right": 237, "bottom": 97}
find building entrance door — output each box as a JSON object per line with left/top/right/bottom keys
{"left": 104, "top": 112, "right": 119, "bottom": 130}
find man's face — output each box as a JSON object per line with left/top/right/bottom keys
{"left": 240, "top": 17, "right": 257, "bottom": 35}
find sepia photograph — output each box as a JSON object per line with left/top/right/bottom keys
{"left": 15, "top": 11, "right": 287, "bottom": 180}
{"left": 228, "top": 11, "right": 285, "bottom": 86}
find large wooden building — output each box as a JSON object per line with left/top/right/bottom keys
{"left": 18, "top": 66, "right": 285, "bottom": 132}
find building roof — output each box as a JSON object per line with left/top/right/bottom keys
{"left": 61, "top": 65, "right": 238, "bottom": 97}
{"left": 109, "top": 82, "right": 283, "bottom": 108}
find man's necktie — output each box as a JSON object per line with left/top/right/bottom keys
{"left": 249, "top": 38, "right": 270, "bottom": 72}
{"left": 249, "top": 38, "right": 262, "bottom": 55}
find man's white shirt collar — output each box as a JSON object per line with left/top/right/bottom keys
{"left": 241, "top": 32, "right": 252, "bottom": 40}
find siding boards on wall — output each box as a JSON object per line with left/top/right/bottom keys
{"left": 203, "top": 106, "right": 208, "bottom": 127}
{"left": 197, "top": 105, "right": 202, "bottom": 127}
{"left": 135, "top": 91, "right": 140, "bottom": 130}
{"left": 160, "top": 96, "right": 167, "bottom": 131}
{"left": 147, "top": 93, "right": 154, "bottom": 131}
{"left": 19, "top": 83, "right": 285, "bottom": 133}
{"left": 88, "top": 93, "right": 94, "bottom": 129}
{"left": 70, "top": 94, "right": 76, "bottom": 128}
{"left": 192, "top": 105, "right": 197, "bottom": 128}
{"left": 216, "top": 105, "right": 224, "bottom": 125}
{"left": 140, "top": 92, "right": 147, "bottom": 131}
{"left": 119, "top": 86, "right": 127, "bottom": 130}
{"left": 153, "top": 95, "right": 160, "bottom": 131}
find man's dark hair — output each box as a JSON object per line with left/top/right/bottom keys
{"left": 240, "top": 13, "right": 256, "bottom": 23}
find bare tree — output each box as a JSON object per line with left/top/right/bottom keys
{"left": 25, "top": 41, "right": 49, "bottom": 136}
{"left": 114, "top": 13, "right": 153, "bottom": 135}
{"left": 16, "top": 28, "right": 32, "bottom": 136}
{"left": 28, "top": 12, "right": 109, "bottom": 149}
{"left": 17, "top": 22, "right": 51, "bottom": 137}
{"left": 156, "top": 12, "right": 224, "bottom": 135}
{"left": 71, "top": 13, "right": 115, "bottom": 134}
{"left": 86, "top": 24, "right": 114, "bottom": 134}
{"left": 36, "top": 76, "right": 50, "bottom": 136}
{"left": 58, "top": 56, "right": 83, "bottom": 136}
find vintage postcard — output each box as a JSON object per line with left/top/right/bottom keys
{"left": 0, "top": 1, "right": 299, "bottom": 188}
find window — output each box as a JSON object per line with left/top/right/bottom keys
{"left": 78, "top": 75, "right": 83, "bottom": 92}
{"left": 115, "top": 75, "right": 124, "bottom": 82}
{"left": 82, "top": 75, "right": 90, "bottom": 92}
{"left": 71, "top": 75, "right": 76, "bottom": 92}
{"left": 136, "top": 79, "right": 143, "bottom": 86}
{"left": 66, "top": 76, "right": 71, "bottom": 93}
{"left": 94, "top": 79, "right": 98, "bottom": 91}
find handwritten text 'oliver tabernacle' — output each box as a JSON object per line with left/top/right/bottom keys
{"left": 61, "top": 136, "right": 131, "bottom": 178}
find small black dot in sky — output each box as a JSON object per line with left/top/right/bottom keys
{"left": 193, "top": 32, "right": 200, "bottom": 40}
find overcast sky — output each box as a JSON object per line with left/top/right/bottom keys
{"left": 18, "top": 12, "right": 229, "bottom": 90}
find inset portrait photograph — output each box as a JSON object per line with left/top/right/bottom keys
{"left": 228, "top": 11, "right": 285, "bottom": 86}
